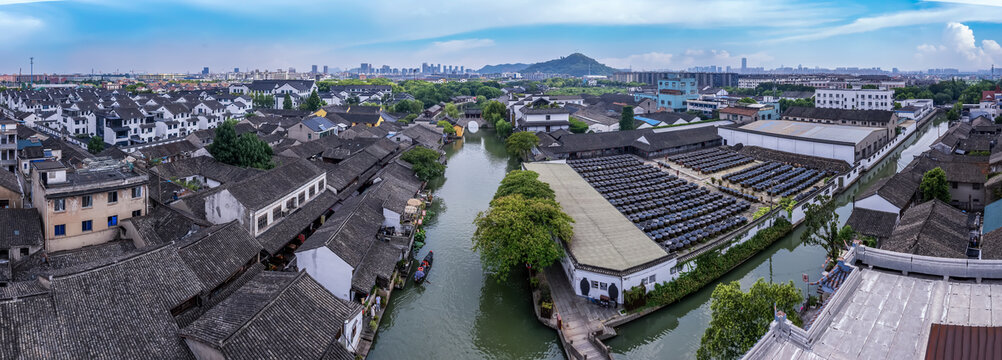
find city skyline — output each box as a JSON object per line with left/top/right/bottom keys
{"left": 2, "top": 0, "right": 1002, "bottom": 73}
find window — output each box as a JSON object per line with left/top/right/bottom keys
{"left": 81, "top": 220, "right": 92, "bottom": 232}
{"left": 600, "top": 282, "right": 608, "bottom": 291}
{"left": 287, "top": 198, "right": 296, "bottom": 209}
{"left": 108, "top": 191, "right": 118, "bottom": 203}
{"left": 54, "top": 199, "right": 65, "bottom": 212}
{"left": 132, "top": 186, "right": 142, "bottom": 198}
{"left": 82, "top": 195, "right": 92, "bottom": 208}
{"left": 298, "top": 192, "right": 305, "bottom": 204}
{"left": 309, "top": 186, "right": 316, "bottom": 197}
{"left": 0, "top": 200, "right": 8, "bottom": 208}
{"left": 591, "top": 281, "right": 599, "bottom": 289}
{"left": 107, "top": 215, "right": 118, "bottom": 227}
{"left": 973, "top": 183, "right": 982, "bottom": 190}
{"left": 19, "top": 248, "right": 27, "bottom": 257}
{"left": 273, "top": 206, "right": 283, "bottom": 219}
{"left": 951, "top": 182, "right": 958, "bottom": 189}
{"left": 54, "top": 224, "right": 66, "bottom": 236}
{"left": 648, "top": 275, "right": 656, "bottom": 284}
{"left": 132, "top": 210, "right": 142, "bottom": 217}
{"left": 257, "top": 215, "right": 268, "bottom": 231}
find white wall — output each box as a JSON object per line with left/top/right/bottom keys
{"left": 204, "top": 189, "right": 244, "bottom": 225}
{"left": 299, "top": 247, "right": 355, "bottom": 301}
{"left": 855, "top": 195, "right": 900, "bottom": 214}
{"left": 719, "top": 127, "right": 857, "bottom": 164}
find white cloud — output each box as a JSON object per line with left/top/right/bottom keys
{"left": 601, "top": 49, "right": 771, "bottom": 70}
{"left": 914, "top": 22, "right": 1002, "bottom": 70}
{"left": 0, "top": 11, "right": 43, "bottom": 44}
{"left": 426, "top": 38, "right": 494, "bottom": 53}
{"left": 771, "top": 4, "right": 1002, "bottom": 43}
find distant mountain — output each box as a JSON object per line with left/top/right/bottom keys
{"left": 520, "top": 53, "right": 617, "bottom": 77}
{"left": 477, "top": 63, "right": 530, "bottom": 74}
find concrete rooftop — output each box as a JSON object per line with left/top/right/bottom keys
{"left": 738, "top": 120, "right": 884, "bottom": 145}
{"left": 751, "top": 269, "right": 1002, "bottom": 359}
{"left": 525, "top": 161, "right": 668, "bottom": 272}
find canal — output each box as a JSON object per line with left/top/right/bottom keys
{"left": 370, "top": 115, "right": 948, "bottom": 360}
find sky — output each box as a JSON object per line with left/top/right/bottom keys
{"left": 2, "top": 0, "right": 1002, "bottom": 74}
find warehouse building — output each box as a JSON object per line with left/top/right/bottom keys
{"left": 718, "top": 120, "right": 886, "bottom": 164}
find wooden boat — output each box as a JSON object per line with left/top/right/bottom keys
{"left": 413, "top": 251, "right": 434, "bottom": 284}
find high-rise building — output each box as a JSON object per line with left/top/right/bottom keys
{"left": 312, "top": 65, "right": 318, "bottom": 74}
{"left": 741, "top": 58, "right": 747, "bottom": 72}
{"left": 234, "top": 67, "right": 239, "bottom": 73}
{"left": 202, "top": 67, "right": 209, "bottom": 75}
{"left": 323, "top": 65, "right": 328, "bottom": 74}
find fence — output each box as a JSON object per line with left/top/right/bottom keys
{"left": 856, "top": 246, "right": 1002, "bottom": 282}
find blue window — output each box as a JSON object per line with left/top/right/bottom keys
{"left": 54, "top": 224, "right": 66, "bottom": 236}
{"left": 82, "top": 220, "right": 92, "bottom": 232}
{"left": 107, "top": 215, "right": 118, "bottom": 227}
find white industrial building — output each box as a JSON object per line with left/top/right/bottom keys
{"left": 525, "top": 162, "right": 678, "bottom": 304}
{"left": 815, "top": 88, "right": 894, "bottom": 111}
{"left": 718, "top": 120, "right": 886, "bottom": 164}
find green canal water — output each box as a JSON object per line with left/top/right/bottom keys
{"left": 370, "top": 116, "right": 948, "bottom": 360}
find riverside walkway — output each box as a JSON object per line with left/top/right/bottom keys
{"left": 545, "top": 265, "right": 616, "bottom": 360}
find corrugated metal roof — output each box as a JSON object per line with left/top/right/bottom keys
{"left": 925, "top": 323, "right": 1002, "bottom": 360}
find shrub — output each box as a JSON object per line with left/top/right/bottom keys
{"left": 624, "top": 285, "right": 647, "bottom": 311}
{"left": 646, "top": 217, "right": 793, "bottom": 308}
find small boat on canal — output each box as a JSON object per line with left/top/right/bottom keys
{"left": 414, "top": 251, "right": 434, "bottom": 284}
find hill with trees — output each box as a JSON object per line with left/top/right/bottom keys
{"left": 477, "top": 63, "right": 530, "bottom": 74}
{"left": 518, "top": 53, "right": 618, "bottom": 77}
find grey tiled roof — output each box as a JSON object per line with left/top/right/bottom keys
{"left": 0, "top": 168, "right": 21, "bottom": 192}
{"left": 179, "top": 271, "right": 361, "bottom": 359}
{"left": 48, "top": 244, "right": 204, "bottom": 359}
{"left": 845, "top": 207, "right": 898, "bottom": 240}
{"left": 298, "top": 189, "right": 383, "bottom": 267}
{"left": 175, "top": 221, "right": 263, "bottom": 290}
{"left": 882, "top": 199, "right": 971, "bottom": 258}
{"left": 982, "top": 228, "right": 1002, "bottom": 260}
{"left": 125, "top": 205, "right": 207, "bottom": 247}
{"left": 782, "top": 106, "right": 896, "bottom": 124}
{"left": 225, "top": 158, "right": 325, "bottom": 211}
{"left": 0, "top": 208, "right": 42, "bottom": 249}
{"left": 256, "top": 190, "right": 337, "bottom": 254}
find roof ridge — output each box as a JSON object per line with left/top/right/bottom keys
{"left": 51, "top": 241, "right": 175, "bottom": 280}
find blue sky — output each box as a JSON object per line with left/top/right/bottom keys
{"left": 2, "top": 0, "right": 1002, "bottom": 73}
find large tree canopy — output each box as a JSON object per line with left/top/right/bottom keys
{"left": 493, "top": 170, "right": 555, "bottom": 201}
{"left": 299, "top": 90, "right": 324, "bottom": 111}
{"left": 401, "top": 146, "right": 445, "bottom": 182}
{"left": 505, "top": 132, "right": 539, "bottom": 160}
{"left": 920, "top": 167, "right": 951, "bottom": 203}
{"left": 209, "top": 120, "right": 274, "bottom": 169}
{"left": 472, "top": 194, "right": 573, "bottom": 281}
{"left": 697, "top": 279, "right": 803, "bottom": 360}
{"left": 620, "top": 105, "right": 635, "bottom": 131}
{"left": 87, "top": 136, "right": 105, "bottom": 154}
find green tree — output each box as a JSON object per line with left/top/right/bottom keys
{"left": 209, "top": 120, "right": 274, "bottom": 169}
{"left": 282, "top": 94, "right": 293, "bottom": 110}
{"left": 493, "top": 170, "right": 555, "bottom": 201}
{"left": 495, "top": 119, "right": 513, "bottom": 138}
{"left": 393, "top": 99, "right": 424, "bottom": 114}
{"left": 619, "top": 105, "right": 635, "bottom": 131}
{"left": 472, "top": 194, "right": 574, "bottom": 281}
{"left": 299, "top": 90, "right": 323, "bottom": 111}
{"left": 995, "top": 114, "right": 1002, "bottom": 125}
{"left": 401, "top": 147, "right": 445, "bottom": 182}
{"left": 87, "top": 136, "right": 105, "bottom": 154}
{"left": 438, "top": 120, "right": 457, "bottom": 135}
{"left": 893, "top": 102, "right": 902, "bottom": 110}
{"left": 401, "top": 114, "right": 418, "bottom": 124}
{"left": 933, "top": 93, "right": 952, "bottom": 105}
{"left": 801, "top": 195, "right": 852, "bottom": 261}
{"left": 861, "top": 84, "right": 878, "bottom": 89}
{"left": 737, "top": 97, "right": 757, "bottom": 104}
{"left": 568, "top": 117, "right": 588, "bottom": 134}
{"left": 696, "top": 279, "right": 803, "bottom": 360}
{"left": 252, "top": 94, "right": 275, "bottom": 109}
{"left": 505, "top": 132, "right": 540, "bottom": 160}
{"left": 443, "top": 102, "right": 460, "bottom": 119}
{"left": 920, "top": 167, "right": 951, "bottom": 202}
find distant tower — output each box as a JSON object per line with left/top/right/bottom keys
{"left": 741, "top": 58, "right": 747, "bottom": 73}
{"left": 29, "top": 56, "right": 34, "bottom": 86}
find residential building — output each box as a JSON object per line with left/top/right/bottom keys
{"left": 0, "top": 168, "right": 24, "bottom": 208}
{"left": 203, "top": 158, "right": 327, "bottom": 237}
{"left": 518, "top": 108, "right": 571, "bottom": 132}
{"left": 782, "top": 106, "right": 898, "bottom": 142}
{"left": 1, "top": 119, "right": 18, "bottom": 172}
{"left": 288, "top": 115, "right": 340, "bottom": 142}
{"left": 0, "top": 208, "right": 43, "bottom": 263}
{"left": 815, "top": 88, "right": 894, "bottom": 110}
{"left": 30, "top": 157, "right": 148, "bottom": 251}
